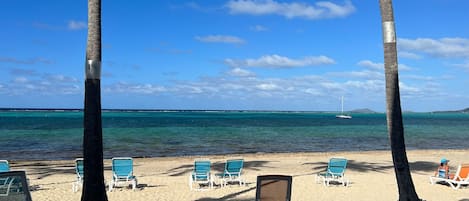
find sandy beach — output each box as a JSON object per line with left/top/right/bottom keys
{"left": 7, "top": 149, "right": 469, "bottom": 201}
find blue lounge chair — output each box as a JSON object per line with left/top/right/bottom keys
{"left": 0, "top": 160, "right": 9, "bottom": 173}
{"left": 256, "top": 175, "right": 292, "bottom": 201}
{"left": 109, "top": 157, "right": 137, "bottom": 191}
{"left": 189, "top": 159, "right": 213, "bottom": 190}
{"left": 0, "top": 171, "right": 33, "bottom": 200}
{"left": 217, "top": 159, "right": 244, "bottom": 187}
{"left": 72, "top": 158, "right": 84, "bottom": 192}
{"left": 315, "top": 157, "right": 349, "bottom": 186}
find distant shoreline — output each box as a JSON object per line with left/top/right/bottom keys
{"left": 1, "top": 107, "right": 468, "bottom": 113}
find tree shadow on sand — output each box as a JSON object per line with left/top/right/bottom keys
{"left": 194, "top": 185, "right": 257, "bottom": 201}
{"left": 304, "top": 160, "right": 438, "bottom": 174}
{"left": 10, "top": 161, "right": 113, "bottom": 180}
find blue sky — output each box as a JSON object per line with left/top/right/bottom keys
{"left": 1, "top": 0, "right": 468, "bottom": 112}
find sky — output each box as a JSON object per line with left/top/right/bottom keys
{"left": 1, "top": 0, "right": 468, "bottom": 112}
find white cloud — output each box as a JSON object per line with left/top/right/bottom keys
{"left": 226, "top": 0, "right": 355, "bottom": 20}
{"left": 3, "top": 73, "right": 81, "bottom": 95}
{"left": 398, "top": 51, "right": 422, "bottom": 60}
{"left": 357, "top": 60, "right": 383, "bottom": 70}
{"left": 399, "top": 82, "right": 423, "bottom": 97}
{"left": 398, "top": 37, "right": 469, "bottom": 59}
{"left": 398, "top": 64, "right": 414, "bottom": 71}
{"left": 195, "top": 35, "right": 245, "bottom": 44}
{"left": 228, "top": 67, "right": 256, "bottom": 77}
{"left": 345, "top": 79, "right": 384, "bottom": 92}
{"left": 452, "top": 62, "right": 469, "bottom": 70}
{"left": 105, "top": 82, "right": 167, "bottom": 94}
{"left": 0, "top": 57, "right": 53, "bottom": 65}
{"left": 225, "top": 54, "right": 335, "bottom": 68}
{"left": 14, "top": 77, "right": 28, "bottom": 84}
{"left": 357, "top": 60, "right": 413, "bottom": 71}
{"left": 68, "top": 20, "right": 87, "bottom": 30}
{"left": 250, "top": 25, "right": 268, "bottom": 31}
{"left": 256, "top": 83, "right": 280, "bottom": 90}
{"left": 328, "top": 70, "right": 384, "bottom": 80}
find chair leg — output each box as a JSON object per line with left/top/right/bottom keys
{"left": 108, "top": 180, "right": 113, "bottom": 192}
{"left": 189, "top": 175, "right": 193, "bottom": 191}
{"left": 72, "top": 182, "right": 77, "bottom": 192}
{"left": 132, "top": 179, "right": 137, "bottom": 191}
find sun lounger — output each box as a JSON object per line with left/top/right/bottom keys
{"left": 255, "top": 175, "right": 292, "bottom": 201}
{"left": 109, "top": 157, "right": 137, "bottom": 191}
{"left": 430, "top": 163, "right": 469, "bottom": 189}
{"left": 315, "top": 157, "right": 349, "bottom": 186}
{"left": 0, "top": 160, "right": 9, "bottom": 173}
{"left": 216, "top": 159, "right": 244, "bottom": 187}
{"left": 72, "top": 158, "right": 84, "bottom": 192}
{"left": 0, "top": 171, "right": 33, "bottom": 200}
{"left": 189, "top": 159, "right": 213, "bottom": 190}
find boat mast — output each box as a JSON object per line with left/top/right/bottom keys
{"left": 341, "top": 96, "right": 344, "bottom": 114}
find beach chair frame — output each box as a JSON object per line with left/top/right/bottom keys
{"left": 315, "top": 157, "right": 349, "bottom": 186}
{"left": 430, "top": 164, "right": 469, "bottom": 190}
{"left": 256, "top": 175, "right": 292, "bottom": 201}
{"left": 0, "top": 171, "right": 33, "bottom": 200}
{"left": 217, "top": 159, "right": 245, "bottom": 187}
{"left": 72, "top": 158, "right": 84, "bottom": 192}
{"left": 109, "top": 157, "right": 137, "bottom": 192}
{"left": 189, "top": 158, "right": 213, "bottom": 191}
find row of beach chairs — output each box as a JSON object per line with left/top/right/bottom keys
{"left": 0, "top": 157, "right": 346, "bottom": 201}
{"left": 3, "top": 157, "right": 468, "bottom": 201}
{"left": 73, "top": 157, "right": 137, "bottom": 192}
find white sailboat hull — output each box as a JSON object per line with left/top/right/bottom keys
{"left": 336, "top": 114, "right": 352, "bottom": 119}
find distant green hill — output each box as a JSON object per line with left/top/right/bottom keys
{"left": 433, "top": 107, "right": 469, "bottom": 113}
{"left": 350, "top": 108, "right": 377, "bottom": 113}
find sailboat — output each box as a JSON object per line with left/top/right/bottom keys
{"left": 336, "top": 96, "right": 352, "bottom": 119}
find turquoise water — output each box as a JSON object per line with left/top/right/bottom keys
{"left": 1, "top": 111, "right": 468, "bottom": 160}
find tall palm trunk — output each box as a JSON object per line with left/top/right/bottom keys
{"left": 379, "top": 0, "right": 421, "bottom": 200}
{"left": 82, "top": 0, "right": 108, "bottom": 200}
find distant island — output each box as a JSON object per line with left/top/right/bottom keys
{"left": 433, "top": 107, "right": 469, "bottom": 113}
{"left": 349, "top": 108, "right": 378, "bottom": 113}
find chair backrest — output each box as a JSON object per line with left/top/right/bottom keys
{"left": 194, "top": 160, "right": 211, "bottom": 175}
{"left": 0, "top": 171, "right": 33, "bottom": 201}
{"left": 0, "top": 160, "right": 9, "bottom": 173}
{"left": 328, "top": 157, "right": 347, "bottom": 175}
{"left": 226, "top": 159, "right": 243, "bottom": 174}
{"left": 256, "top": 175, "right": 292, "bottom": 201}
{"left": 457, "top": 164, "right": 469, "bottom": 180}
{"left": 112, "top": 157, "right": 133, "bottom": 178}
{"left": 75, "top": 158, "right": 84, "bottom": 179}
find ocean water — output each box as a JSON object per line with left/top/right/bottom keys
{"left": 0, "top": 110, "right": 468, "bottom": 160}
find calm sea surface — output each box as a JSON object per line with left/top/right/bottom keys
{"left": 1, "top": 111, "right": 468, "bottom": 160}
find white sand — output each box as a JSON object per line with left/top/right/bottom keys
{"left": 8, "top": 149, "right": 469, "bottom": 201}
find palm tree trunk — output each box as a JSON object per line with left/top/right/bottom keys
{"left": 379, "top": 1, "right": 421, "bottom": 200}
{"left": 81, "top": 0, "right": 107, "bottom": 200}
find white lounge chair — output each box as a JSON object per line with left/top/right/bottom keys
{"left": 430, "top": 163, "right": 469, "bottom": 190}
{"left": 109, "top": 157, "right": 137, "bottom": 191}
{"left": 216, "top": 159, "right": 244, "bottom": 187}
{"left": 72, "top": 158, "right": 84, "bottom": 192}
{"left": 189, "top": 159, "right": 213, "bottom": 190}
{"left": 315, "top": 157, "right": 349, "bottom": 186}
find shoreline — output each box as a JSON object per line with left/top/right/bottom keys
{"left": 6, "top": 148, "right": 466, "bottom": 162}
{"left": 7, "top": 149, "right": 469, "bottom": 201}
